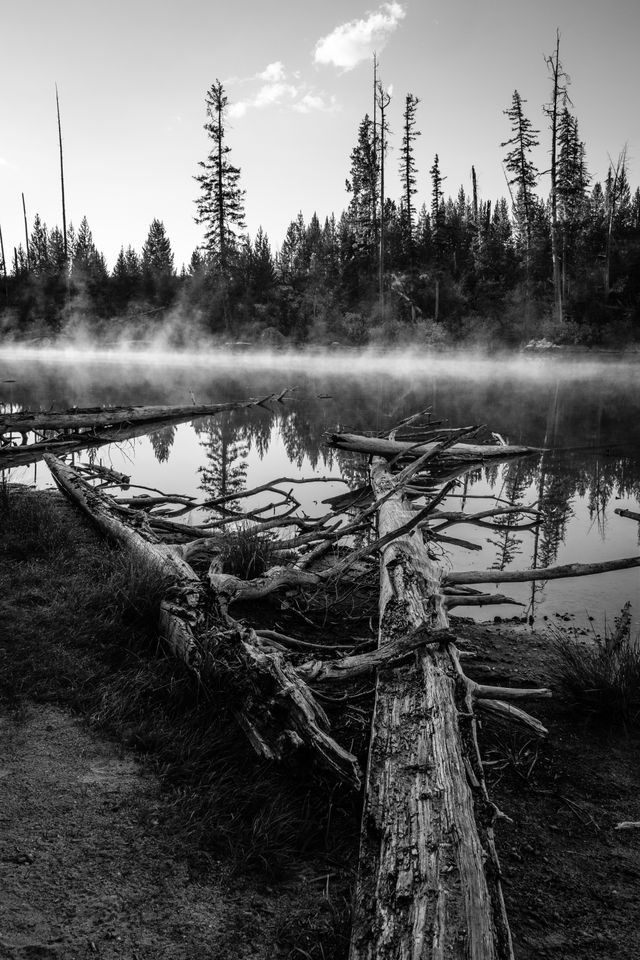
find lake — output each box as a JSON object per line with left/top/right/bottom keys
{"left": 2, "top": 345, "right": 639, "bottom": 633}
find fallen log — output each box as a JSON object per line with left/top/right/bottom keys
{"left": 329, "top": 431, "right": 537, "bottom": 462}
{"left": 0, "top": 397, "right": 276, "bottom": 470}
{"left": 446, "top": 556, "right": 640, "bottom": 586}
{"left": 44, "top": 453, "right": 206, "bottom": 671}
{"left": 349, "top": 456, "right": 515, "bottom": 960}
{"left": 0, "top": 401, "right": 265, "bottom": 435}
{"left": 43, "top": 453, "right": 361, "bottom": 788}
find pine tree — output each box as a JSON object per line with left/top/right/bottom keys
{"left": 141, "top": 218, "right": 175, "bottom": 305}
{"left": 501, "top": 91, "right": 540, "bottom": 250}
{"left": 29, "top": 215, "right": 49, "bottom": 275}
{"left": 430, "top": 154, "right": 446, "bottom": 258}
{"left": 112, "top": 245, "right": 142, "bottom": 306}
{"left": 71, "top": 216, "right": 107, "bottom": 282}
{"left": 399, "top": 94, "right": 420, "bottom": 264}
{"left": 429, "top": 155, "right": 446, "bottom": 321}
{"left": 278, "top": 213, "right": 307, "bottom": 285}
{"left": 345, "top": 115, "right": 378, "bottom": 268}
{"left": 249, "top": 227, "right": 276, "bottom": 298}
{"left": 195, "top": 80, "right": 246, "bottom": 271}
{"left": 376, "top": 82, "right": 391, "bottom": 312}
{"left": 198, "top": 414, "right": 248, "bottom": 508}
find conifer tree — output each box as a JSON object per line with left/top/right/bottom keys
{"left": 345, "top": 115, "right": 378, "bottom": 268}
{"left": 195, "top": 80, "right": 246, "bottom": 272}
{"left": 142, "top": 218, "right": 175, "bottom": 305}
{"left": 399, "top": 93, "right": 420, "bottom": 263}
{"left": 501, "top": 91, "right": 540, "bottom": 250}
{"left": 376, "top": 82, "right": 391, "bottom": 312}
{"left": 249, "top": 227, "right": 276, "bottom": 298}
{"left": 429, "top": 154, "right": 446, "bottom": 321}
{"left": 29, "top": 215, "right": 49, "bottom": 275}
{"left": 430, "top": 154, "right": 446, "bottom": 257}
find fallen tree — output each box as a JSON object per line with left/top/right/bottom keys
{"left": 44, "top": 452, "right": 362, "bottom": 789}
{"left": 37, "top": 408, "right": 639, "bottom": 959}
{"left": 0, "top": 395, "right": 286, "bottom": 470}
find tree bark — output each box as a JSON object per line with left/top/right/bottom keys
{"left": 43, "top": 454, "right": 361, "bottom": 788}
{"left": 330, "top": 432, "right": 535, "bottom": 462}
{"left": 349, "top": 458, "right": 513, "bottom": 960}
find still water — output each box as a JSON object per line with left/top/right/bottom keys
{"left": 2, "top": 347, "right": 639, "bottom": 632}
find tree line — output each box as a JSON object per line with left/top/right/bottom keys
{"left": 2, "top": 35, "right": 640, "bottom": 348}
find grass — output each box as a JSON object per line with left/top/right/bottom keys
{"left": 220, "top": 521, "right": 279, "bottom": 579}
{"left": 0, "top": 485, "right": 358, "bottom": 958}
{"left": 551, "top": 612, "right": 640, "bottom": 725}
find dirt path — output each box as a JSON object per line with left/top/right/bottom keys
{"left": 0, "top": 703, "right": 273, "bottom": 960}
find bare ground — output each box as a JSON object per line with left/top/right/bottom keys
{"left": 0, "top": 704, "right": 277, "bottom": 960}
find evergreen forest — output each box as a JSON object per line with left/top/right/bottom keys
{"left": 2, "top": 41, "right": 640, "bottom": 351}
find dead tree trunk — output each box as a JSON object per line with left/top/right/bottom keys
{"left": 0, "top": 396, "right": 285, "bottom": 470}
{"left": 44, "top": 453, "right": 207, "bottom": 670}
{"left": 43, "top": 453, "right": 361, "bottom": 788}
{"left": 349, "top": 457, "right": 513, "bottom": 960}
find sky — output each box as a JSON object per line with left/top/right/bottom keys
{"left": 2, "top": 0, "right": 640, "bottom": 270}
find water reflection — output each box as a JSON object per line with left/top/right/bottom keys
{"left": 1, "top": 349, "right": 639, "bottom": 628}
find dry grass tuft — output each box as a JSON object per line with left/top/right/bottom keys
{"left": 220, "top": 522, "right": 279, "bottom": 579}
{"left": 550, "top": 609, "right": 640, "bottom": 725}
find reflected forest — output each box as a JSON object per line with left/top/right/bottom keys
{"left": 3, "top": 36, "right": 640, "bottom": 349}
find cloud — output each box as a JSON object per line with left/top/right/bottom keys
{"left": 259, "top": 61, "right": 286, "bottom": 83}
{"left": 292, "top": 93, "right": 340, "bottom": 114}
{"left": 228, "top": 62, "right": 339, "bottom": 118}
{"left": 314, "top": 2, "right": 406, "bottom": 71}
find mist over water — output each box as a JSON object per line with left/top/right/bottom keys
{"left": 2, "top": 345, "right": 639, "bottom": 632}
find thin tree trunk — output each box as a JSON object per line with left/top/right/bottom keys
{"left": 22, "top": 193, "right": 30, "bottom": 269}
{"left": 547, "top": 30, "right": 563, "bottom": 326}
{"left": 55, "top": 83, "right": 68, "bottom": 262}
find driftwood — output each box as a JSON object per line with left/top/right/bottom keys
{"left": 0, "top": 397, "right": 281, "bottom": 470}
{"left": 0, "top": 401, "right": 277, "bottom": 435}
{"left": 446, "top": 556, "right": 640, "bottom": 586}
{"left": 43, "top": 453, "right": 361, "bottom": 788}
{"left": 44, "top": 453, "right": 206, "bottom": 671}
{"left": 37, "top": 407, "right": 639, "bottom": 960}
{"left": 348, "top": 455, "right": 517, "bottom": 960}
{"left": 329, "top": 431, "right": 536, "bottom": 462}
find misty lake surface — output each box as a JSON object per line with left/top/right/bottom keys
{"left": 2, "top": 346, "right": 639, "bottom": 633}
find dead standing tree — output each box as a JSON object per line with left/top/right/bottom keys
{"left": 33, "top": 409, "right": 640, "bottom": 959}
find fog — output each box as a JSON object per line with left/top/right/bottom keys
{"left": 2, "top": 342, "right": 639, "bottom": 632}
{"left": 2, "top": 341, "right": 639, "bottom": 384}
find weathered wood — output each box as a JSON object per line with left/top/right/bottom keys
{"left": 0, "top": 401, "right": 259, "bottom": 435}
{"left": 446, "top": 556, "right": 640, "bottom": 586}
{"left": 43, "top": 453, "right": 361, "bottom": 788}
{"left": 44, "top": 453, "right": 206, "bottom": 671}
{"left": 0, "top": 398, "right": 272, "bottom": 469}
{"left": 349, "top": 458, "right": 514, "bottom": 960}
{"left": 298, "top": 627, "right": 459, "bottom": 683}
{"left": 329, "top": 431, "right": 536, "bottom": 462}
